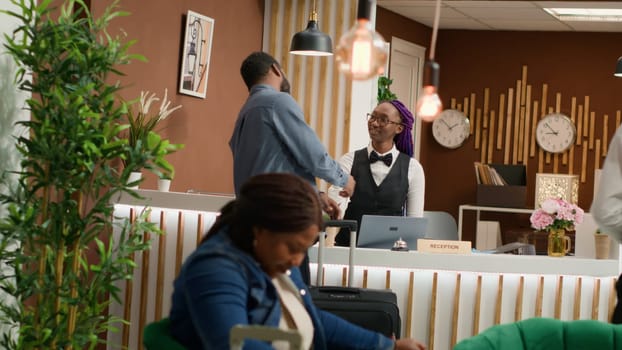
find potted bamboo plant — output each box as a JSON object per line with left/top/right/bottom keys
{"left": 0, "top": 0, "right": 182, "bottom": 348}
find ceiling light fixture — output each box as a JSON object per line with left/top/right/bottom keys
{"left": 416, "top": 0, "right": 442, "bottom": 122}
{"left": 615, "top": 57, "right": 622, "bottom": 77}
{"left": 290, "top": 0, "right": 333, "bottom": 56}
{"left": 544, "top": 8, "right": 622, "bottom": 22}
{"left": 335, "top": 0, "right": 388, "bottom": 80}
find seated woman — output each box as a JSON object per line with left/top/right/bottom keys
{"left": 169, "top": 173, "right": 426, "bottom": 350}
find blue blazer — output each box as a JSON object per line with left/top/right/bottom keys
{"left": 169, "top": 228, "right": 395, "bottom": 350}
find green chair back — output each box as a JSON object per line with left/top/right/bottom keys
{"left": 143, "top": 317, "right": 187, "bottom": 350}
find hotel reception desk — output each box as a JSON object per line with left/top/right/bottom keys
{"left": 109, "top": 190, "right": 619, "bottom": 350}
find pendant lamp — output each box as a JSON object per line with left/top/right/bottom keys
{"left": 335, "top": 0, "right": 388, "bottom": 80}
{"left": 416, "top": 0, "right": 443, "bottom": 121}
{"left": 615, "top": 57, "right": 622, "bottom": 77}
{"left": 290, "top": 0, "right": 333, "bottom": 56}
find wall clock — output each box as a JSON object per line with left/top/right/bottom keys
{"left": 535, "top": 113, "right": 576, "bottom": 153}
{"left": 432, "top": 109, "right": 470, "bottom": 149}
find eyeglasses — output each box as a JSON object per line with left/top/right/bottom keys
{"left": 366, "top": 113, "right": 402, "bottom": 127}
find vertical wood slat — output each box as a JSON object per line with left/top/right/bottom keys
{"left": 315, "top": 0, "right": 330, "bottom": 141}
{"left": 535, "top": 276, "right": 544, "bottom": 317}
{"left": 470, "top": 93, "right": 476, "bottom": 133}
{"left": 329, "top": 0, "right": 349, "bottom": 157}
{"left": 475, "top": 107, "right": 481, "bottom": 150}
{"left": 564, "top": 97, "right": 576, "bottom": 165}
{"left": 487, "top": 111, "right": 496, "bottom": 163}
{"left": 494, "top": 275, "right": 503, "bottom": 324}
{"left": 554, "top": 276, "right": 563, "bottom": 319}
{"left": 122, "top": 208, "right": 137, "bottom": 348}
{"left": 473, "top": 275, "right": 483, "bottom": 335}
{"left": 406, "top": 271, "right": 415, "bottom": 338}
{"left": 497, "top": 94, "right": 505, "bottom": 150}
{"left": 196, "top": 213, "right": 204, "bottom": 247}
{"left": 584, "top": 96, "right": 590, "bottom": 138}
{"left": 450, "top": 98, "right": 456, "bottom": 109}
{"left": 138, "top": 215, "right": 152, "bottom": 348}
{"left": 465, "top": 97, "right": 472, "bottom": 134}
{"left": 268, "top": 0, "right": 280, "bottom": 56}
{"left": 155, "top": 211, "right": 167, "bottom": 321}
{"left": 581, "top": 141, "right": 588, "bottom": 182}
{"left": 617, "top": 110, "right": 621, "bottom": 129}
{"left": 521, "top": 85, "right": 531, "bottom": 163}
{"left": 450, "top": 274, "right": 462, "bottom": 349}
{"left": 428, "top": 272, "right": 438, "bottom": 350}
{"left": 362, "top": 269, "right": 368, "bottom": 288}
{"left": 281, "top": 0, "right": 294, "bottom": 74}
{"left": 483, "top": 88, "right": 490, "bottom": 129}
{"left": 530, "top": 101, "right": 539, "bottom": 157}
{"left": 540, "top": 84, "right": 548, "bottom": 122}
{"left": 589, "top": 112, "right": 596, "bottom": 150}
{"left": 292, "top": 2, "right": 305, "bottom": 113}
{"left": 574, "top": 277, "right": 583, "bottom": 320}
{"left": 515, "top": 276, "right": 525, "bottom": 321}
{"left": 595, "top": 139, "right": 602, "bottom": 171}
{"left": 341, "top": 266, "right": 348, "bottom": 286}
{"left": 175, "top": 211, "right": 185, "bottom": 277}
{"left": 576, "top": 105, "right": 584, "bottom": 146}
{"left": 538, "top": 147, "right": 544, "bottom": 173}
{"left": 504, "top": 88, "right": 514, "bottom": 164}
{"left": 385, "top": 270, "right": 391, "bottom": 289}
{"left": 592, "top": 279, "right": 601, "bottom": 320}
{"left": 512, "top": 80, "right": 522, "bottom": 164}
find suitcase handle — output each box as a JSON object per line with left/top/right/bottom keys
{"left": 317, "top": 220, "right": 357, "bottom": 287}
{"left": 323, "top": 220, "right": 357, "bottom": 232}
{"left": 314, "top": 287, "right": 361, "bottom": 295}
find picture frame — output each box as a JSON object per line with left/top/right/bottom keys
{"left": 179, "top": 10, "right": 214, "bottom": 98}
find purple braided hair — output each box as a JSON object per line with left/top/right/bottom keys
{"left": 388, "top": 99, "right": 414, "bottom": 157}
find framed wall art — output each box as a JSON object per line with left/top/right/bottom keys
{"left": 179, "top": 10, "right": 214, "bottom": 98}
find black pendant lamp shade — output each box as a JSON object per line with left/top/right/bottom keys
{"left": 615, "top": 57, "right": 622, "bottom": 77}
{"left": 290, "top": 11, "right": 333, "bottom": 56}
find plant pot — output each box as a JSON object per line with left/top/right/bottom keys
{"left": 594, "top": 234, "right": 611, "bottom": 259}
{"left": 157, "top": 178, "right": 171, "bottom": 192}
{"left": 128, "top": 171, "right": 142, "bottom": 189}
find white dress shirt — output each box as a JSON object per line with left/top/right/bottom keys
{"left": 591, "top": 126, "right": 622, "bottom": 242}
{"left": 328, "top": 144, "right": 425, "bottom": 217}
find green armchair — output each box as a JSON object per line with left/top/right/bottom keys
{"left": 143, "top": 317, "right": 186, "bottom": 350}
{"left": 453, "top": 317, "right": 622, "bottom": 350}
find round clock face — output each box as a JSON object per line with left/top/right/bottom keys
{"left": 432, "top": 109, "right": 470, "bottom": 149}
{"left": 535, "top": 113, "right": 576, "bottom": 153}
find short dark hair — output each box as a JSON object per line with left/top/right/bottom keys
{"left": 240, "top": 51, "right": 279, "bottom": 91}
{"left": 203, "top": 173, "right": 323, "bottom": 254}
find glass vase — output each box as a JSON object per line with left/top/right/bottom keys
{"left": 547, "top": 228, "right": 571, "bottom": 257}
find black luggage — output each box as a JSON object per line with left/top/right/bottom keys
{"left": 310, "top": 220, "right": 401, "bottom": 338}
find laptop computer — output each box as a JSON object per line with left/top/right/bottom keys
{"left": 357, "top": 215, "right": 429, "bottom": 250}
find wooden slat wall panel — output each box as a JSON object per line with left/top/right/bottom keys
{"left": 262, "top": 0, "right": 357, "bottom": 174}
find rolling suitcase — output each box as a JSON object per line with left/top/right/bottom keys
{"left": 310, "top": 220, "right": 401, "bottom": 339}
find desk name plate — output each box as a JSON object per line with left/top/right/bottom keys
{"left": 417, "top": 239, "right": 472, "bottom": 254}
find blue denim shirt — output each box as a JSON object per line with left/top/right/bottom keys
{"left": 169, "top": 228, "right": 395, "bottom": 350}
{"left": 229, "top": 84, "right": 348, "bottom": 195}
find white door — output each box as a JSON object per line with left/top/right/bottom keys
{"left": 389, "top": 37, "right": 426, "bottom": 160}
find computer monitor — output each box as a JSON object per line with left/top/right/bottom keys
{"left": 357, "top": 215, "right": 428, "bottom": 250}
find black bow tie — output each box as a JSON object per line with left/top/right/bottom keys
{"left": 369, "top": 151, "right": 392, "bottom": 166}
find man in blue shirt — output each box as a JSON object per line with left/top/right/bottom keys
{"left": 230, "top": 51, "right": 355, "bottom": 216}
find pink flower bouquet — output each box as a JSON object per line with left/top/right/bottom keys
{"left": 530, "top": 198, "right": 584, "bottom": 231}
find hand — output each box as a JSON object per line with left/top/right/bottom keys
{"left": 339, "top": 175, "right": 356, "bottom": 197}
{"left": 319, "top": 192, "right": 341, "bottom": 220}
{"left": 395, "top": 338, "right": 427, "bottom": 350}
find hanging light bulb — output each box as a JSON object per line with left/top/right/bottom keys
{"left": 416, "top": 60, "right": 442, "bottom": 121}
{"left": 335, "top": 0, "right": 388, "bottom": 80}
{"left": 416, "top": 0, "right": 443, "bottom": 122}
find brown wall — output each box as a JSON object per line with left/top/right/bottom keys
{"left": 91, "top": 0, "right": 264, "bottom": 195}
{"left": 378, "top": 8, "right": 622, "bottom": 242}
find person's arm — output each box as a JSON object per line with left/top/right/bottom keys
{"left": 591, "top": 126, "right": 622, "bottom": 241}
{"left": 406, "top": 158, "right": 425, "bottom": 217}
{"left": 271, "top": 94, "right": 348, "bottom": 188}
{"left": 327, "top": 152, "right": 355, "bottom": 216}
{"left": 181, "top": 255, "right": 274, "bottom": 349}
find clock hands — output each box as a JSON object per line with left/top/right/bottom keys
{"left": 544, "top": 123, "right": 558, "bottom": 135}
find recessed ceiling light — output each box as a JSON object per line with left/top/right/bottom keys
{"left": 544, "top": 8, "right": 622, "bottom": 22}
